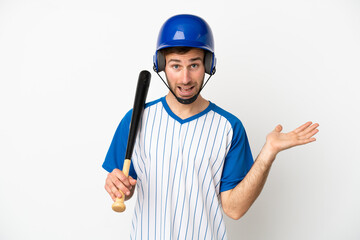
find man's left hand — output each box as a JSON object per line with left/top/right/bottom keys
{"left": 264, "top": 121, "right": 320, "bottom": 157}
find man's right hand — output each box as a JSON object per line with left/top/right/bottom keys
{"left": 104, "top": 168, "right": 137, "bottom": 201}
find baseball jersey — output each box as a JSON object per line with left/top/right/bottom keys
{"left": 103, "top": 97, "right": 254, "bottom": 240}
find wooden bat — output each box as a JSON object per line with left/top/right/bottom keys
{"left": 112, "top": 70, "right": 151, "bottom": 212}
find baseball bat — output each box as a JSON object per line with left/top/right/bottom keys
{"left": 112, "top": 70, "right": 151, "bottom": 212}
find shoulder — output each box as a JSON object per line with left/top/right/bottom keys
{"left": 123, "top": 97, "right": 163, "bottom": 120}
{"left": 210, "top": 103, "right": 245, "bottom": 131}
{"left": 144, "top": 97, "right": 163, "bottom": 109}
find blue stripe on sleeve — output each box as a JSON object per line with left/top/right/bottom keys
{"left": 102, "top": 109, "right": 138, "bottom": 179}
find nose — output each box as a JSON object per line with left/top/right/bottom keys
{"left": 181, "top": 69, "right": 191, "bottom": 85}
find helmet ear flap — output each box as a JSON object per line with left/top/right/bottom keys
{"left": 153, "top": 51, "right": 166, "bottom": 73}
{"left": 204, "top": 51, "right": 216, "bottom": 75}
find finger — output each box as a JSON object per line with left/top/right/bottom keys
{"left": 298, "top": 123, "right": 319, "bottom": 136}
{"left": 111, "top": 184, "right": 124, "bottom": 198}
{"left": 274, "top": 124, "right": 283, "bottom": 132}
{"left": 129, "top": 176, "right": 137, "bottom": 186}
{"left": 106, "top": 175, "right": 123, "bottom": 198}
{"left": 301, "top": 128, "right": 319, "bottom": 140}
{"left": 293, "top": 121, "right": 312, "bottom": 134}
{"left": 110, "top": 174, "right": 132, "bottom": 196}
{"left": 105, "top": 184, "right": 116, "bottom": 201}
{"left": 112, "top": 169, "right": 132, "bottom": 189}
{"left": 297, "top": 122, "right": 319, "bottom": 137}
{"left": 298, "top": 137, "right": 316, "bottom": 145}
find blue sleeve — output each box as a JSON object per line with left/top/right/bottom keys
{"left": 220, "top": 120, "right": 254, "bottom": 192}
{"left": 102, "top": 109, "right": 138, "bottom": 179}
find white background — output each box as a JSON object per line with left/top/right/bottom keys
{"left": 1, "top": 0, "right": 359, "bottom": 239}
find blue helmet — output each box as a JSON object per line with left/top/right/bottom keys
{"left": 153, "top": 14, "right": 216, "bottom": 75}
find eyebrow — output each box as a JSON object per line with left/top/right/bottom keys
{"left": 189, "top": 57, "right": 203, "bottom": 62}
{"left": 167, "top": 57, "right": 203, "bottom": 63}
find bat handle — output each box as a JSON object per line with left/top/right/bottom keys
{"left": 112, "top": 159, "right": 131, "bottom": 212}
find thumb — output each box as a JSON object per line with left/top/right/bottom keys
{"left": 274, "top": 124, "right": 283, "bottom": 132}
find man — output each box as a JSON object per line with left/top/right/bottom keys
{"left": 103, "top": 14, "right": 319, "bottom": 239}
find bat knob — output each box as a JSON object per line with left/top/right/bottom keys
{"left": 112, "top": 202, "right": 126, "bottom": 212}
{"left": 112, "top": 195, "right": 126, "bottom": 212}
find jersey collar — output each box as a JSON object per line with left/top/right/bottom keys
{"left": 161, "top": 96, "right": 214, "bottom": 124}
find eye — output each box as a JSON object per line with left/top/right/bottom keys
{"left": 191, "top": 64, "right": 198, "bottom": 69}
{"left": 172, "top": 64, "right": 179, "bottom": 69}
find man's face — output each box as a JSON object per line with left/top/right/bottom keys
{"left": 164, "top": 48, "right": 205, "bottom": 100}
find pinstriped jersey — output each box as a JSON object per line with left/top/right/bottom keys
{"left": 103, "top": 97, "right": 253, "bottom": 240}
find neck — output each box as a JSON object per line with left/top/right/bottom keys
{"left": 165, "top": 92, "right": 209, "bottom": 120}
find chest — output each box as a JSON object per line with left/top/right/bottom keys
{"left": 132, "top": 106, "right": 232, "bottom": 183}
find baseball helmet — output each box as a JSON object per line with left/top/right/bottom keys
{"left": 153, "top": 14, "right": 216, "bottom": 75}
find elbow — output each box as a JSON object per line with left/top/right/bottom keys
{"left": 222, "top": 206, "right": 247, "bottom": 220}
{"left": 220, "top": 190, "right": 251, "bottom": 220}
{"left": 227, "top": 214, "right": 241, "bottom": 220}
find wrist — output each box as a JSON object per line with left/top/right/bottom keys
{"left": 258, "top": 143, "right": 278, "bottom": 165}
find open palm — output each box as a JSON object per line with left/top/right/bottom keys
{"left": 266, "top": 122, "right": 320, "bottom": 154}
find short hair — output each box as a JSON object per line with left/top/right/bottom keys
{"left": 160, "top": 47, "right": 205, "bottom": 61}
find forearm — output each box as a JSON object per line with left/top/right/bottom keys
{"left": 221, "top": 122, "right": 319, "bottom": 220}
{"left": 221, "top": 144, "right": 277, "bottom": 219}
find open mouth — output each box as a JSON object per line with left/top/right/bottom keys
{"left": 178, "top": 86, "right": 195, "bottom": 97}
